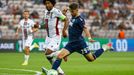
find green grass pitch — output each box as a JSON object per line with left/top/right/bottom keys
{"left": 0, "top": 52, "right": 134, "bottom": 75}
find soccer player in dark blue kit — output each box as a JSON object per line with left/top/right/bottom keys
{"left": 42, "top": 3, "right": 112, "bottom": 74}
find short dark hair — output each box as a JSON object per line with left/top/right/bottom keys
{"left": 69, "top": 3, "right": 79, "bottom": 10}
{"left": 23, "top": 9, "right": 29, "bottom": 13}
{"left": 43, "top": 0, "right": 56, "bottom": 6}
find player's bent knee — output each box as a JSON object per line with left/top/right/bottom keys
{"left": 57, "top": 48, "right": 69, "bottom": 59}
{"left": 57, "top": 54, "right": 63, "bottom": 59}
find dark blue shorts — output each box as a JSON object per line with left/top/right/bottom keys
{"left": 64, "top": 40, "right": 90, "bottom": 55}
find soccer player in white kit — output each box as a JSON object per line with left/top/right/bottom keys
{"left": 15, "top": 10, "right": 39, "bottom": 65}
{"left": 42, "top": 0, "right": 68, "bottom": 75}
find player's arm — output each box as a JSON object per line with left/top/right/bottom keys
{"left": 60, "top": 16, "right": 68, "bottom": 37}
{"left": 62, "top": 7, "right": 68, "bottom": 31}
{"left": 16, "top": 27, "right": 21, "bottom": 34}
{"left": 83, "top": 26, "right": 95, "bottom": 42}
{"left": 59, "top": 8, "right": 68, "bottom": 37}
{"left": 15, "top": 25, "right": 21, "bottom": 38}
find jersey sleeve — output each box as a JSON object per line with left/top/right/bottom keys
{"left": 31, "top": 20, "right": 35, "bottom": 27}
{"left": 55, "top": 9, "right": 66, "bottom": 20}
{"left": 78, "top": 17, "right": 85, "bottom": 29}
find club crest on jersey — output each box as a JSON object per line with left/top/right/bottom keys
{"left": 23, "top": 22, "right": 30, "bottom": 28}
{"left": 69, "top": 21, "right": 73, "bottom": 26}
{"left": 69, "top": 19, "right": 75, "bottom": 26}
{"left": 46, "top": 12, "right": 53, "bottom": 19}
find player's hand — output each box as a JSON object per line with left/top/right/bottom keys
{"left": 62, "top": 30, "right": 67, "bottom": 38}
{"left": 34, "top": 24, "right": 39, "bottom": 28}
{"left": 89, "top": 39, "right": 96, "bottom": 43}
{"left": 88, "top": 37, "right": 96, "bottom": 43}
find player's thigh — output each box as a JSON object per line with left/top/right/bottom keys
{"left": 44, "top": 37, "right": 51, "bottom": 49}
{"left": 58, "top": 48, "right": 70, "bottom": 59}
{"left": 25, "top": 36, "right": 33, "bottom": 48}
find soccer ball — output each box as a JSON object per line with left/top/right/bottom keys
{"left": 47, "top": 69, "right": 58, "bottom": 75}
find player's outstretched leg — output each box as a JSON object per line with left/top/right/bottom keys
{"left": 84, "top": 43, "right": 113, "bottom": 62}
{"left": 94, "top": 42, "right": 113, "bottom": 58}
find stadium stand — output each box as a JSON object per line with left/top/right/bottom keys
{"left": 0, "top": 0, "right": 134, "bottom": 39}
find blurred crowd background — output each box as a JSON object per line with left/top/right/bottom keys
{"left": 0, "top": 0, "right": 134, "bottom": 39}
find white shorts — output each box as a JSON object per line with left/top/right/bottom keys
{"left": 24, "top": 36, "right": 33, "bottom": 47}
{"left": 44, "top": 35, "right": 61, "bottom": 51}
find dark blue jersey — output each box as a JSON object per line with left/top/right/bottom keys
{"left": 64, "top": 16, "right": 90, "bottom": 55}
{"left": 68, "top": 16, "right": 85, "bottom": 42}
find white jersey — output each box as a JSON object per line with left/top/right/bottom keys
{"left": 43, "top": 8, "right": 65, "bottom": 37}
{"left": 19, "top": 19, "right": 35, "bottom": 39}
{"left": 19, "top": 19, "right": 35, "bottom": 47}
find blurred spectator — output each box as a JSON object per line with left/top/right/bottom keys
{"left": 0, "top": 28, "right": 2, "bottom": 38}
{"left": 69, "top": 0, "right": 83, "bottom": 8}
{"left": 91, "top": 16, "right": 101, "bottom": 28}
{"left": 10, "top": 15, "right": 19, "bottom": 29}
{"left": 0, "top": 16, "right": 2, "bottom": 25}
{"left": 0, "top": 0, "right": 134, "bottom": 39}
{"left": 58, "top": 0, "right": 69, "bottom": 2}
{"left": 12, "top": 5, "right": 22, "bottom": 15}
{"left": 78, "top": 0, "right": 84, "bottom": 8}
{"left": 33, "top": 0, "right": 43, "bottom": 4}
{"left": 0, "top": 0, "right": 3, "bottom": 8}
{"left": 30, "top": 10, "right": 39, "bottom": 19}
{"left": 107, "top": 19, "right": 116, "bottom": 30}
{"left": 80, "top": 8, "right": 89, "bottom": 19}
{"left": 4, "top": 3, "right": 11, "bottom": 14}
{"left": 92, "top": 0, "right": 102, "bottom": 10}
{"left": 118, "top": 24, "right": 125, "bottom": 39}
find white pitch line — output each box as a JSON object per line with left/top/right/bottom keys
{"left": 0, "top": 73, "right": 30, "bottom": 75}
{"left": 0, "top": 68, "right": 42, "bottom": 75}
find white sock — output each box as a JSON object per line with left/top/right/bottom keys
{"left": 102, "top": 44, "right": 107, "bottom": 51}
{"left": 57, "top": 67, "right": 64, "bottom": 74}
{"left": 24, "top": 55, "right": 29, "bottom": 62}
{"left": 30, "top": 45, "right": 34, "bottom": 51}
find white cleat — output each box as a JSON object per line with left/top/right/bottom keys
{"left": 102, "top": 43, "right": 113, "bottom": 51}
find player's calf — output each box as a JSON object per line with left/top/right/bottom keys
{"left": 84, "top": 53, "right": 96, "bottom": 62}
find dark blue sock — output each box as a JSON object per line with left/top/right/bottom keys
{"left": 52, "top": 59, "right": 62, "bottom": 70}
{"left": 93, "top": 48, "right": 104, "bottom": 59}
